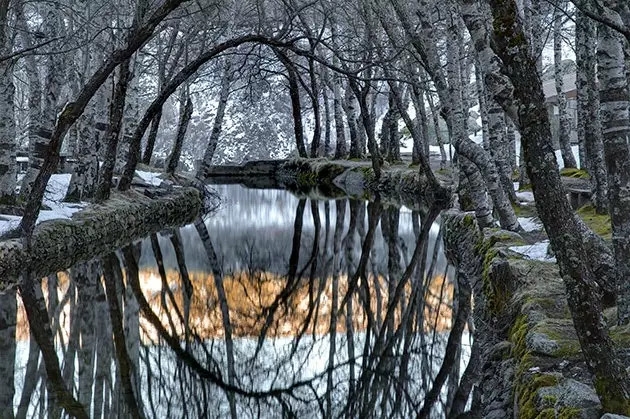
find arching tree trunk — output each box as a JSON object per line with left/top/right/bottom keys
{"left": 18, "top": 0, "right": 190, "bottom": 240}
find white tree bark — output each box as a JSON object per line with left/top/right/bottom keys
{"left": 577, "top": 12, "right": 608, "bottom": 213}
{"left": 597, "top": 22, "right": 630, "bottom": 325}
{"left": 0, "top": 0, "right": 15, "bottom": 202}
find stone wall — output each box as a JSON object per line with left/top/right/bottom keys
{"left": 442, "top": 211, "right": 629, "bottom": 419}
{"left": 0, "top": 187, "right": 201, "bottom": 284}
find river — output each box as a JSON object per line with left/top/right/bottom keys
{"left": 1, "top": 184, "right": 468, "bottom": 418}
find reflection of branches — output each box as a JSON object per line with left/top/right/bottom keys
{"left": 19, "top": 274, "right": 88, "bottom": 419}
{"left": 121, "top": 244, "right": 336, "bottom": 402}
{"left": 102, "top": 253, "right": 143, "bottom": 419}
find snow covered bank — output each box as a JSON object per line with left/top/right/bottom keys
{"left": 0, "top": 187, "right": 201, "bottom": 281}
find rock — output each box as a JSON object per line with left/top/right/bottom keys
{"left": 485, "top": 409, "right": 508, "bottom": 419}
{"left": 332, "top": 169, "right": 366, "bottom": 197}
{"left": 487, "top": 341, "right": 513, "bottom": 361}
{"left": 601, "top": 414, "right": 630, "bottom": 419}
{"left": 526, "top": 331, "right": 560, "bottom": 355}
{"left": 537, "top": 378, "right": 601, "bottom": 413}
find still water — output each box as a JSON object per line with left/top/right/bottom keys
{"left": 0, "top": 184, "right": 467, "bottom": 418}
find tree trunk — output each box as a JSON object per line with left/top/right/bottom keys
{"left": 0, "top": 0, "right": 15, "bottom": 202}
{"left": 344, "top": 83, "right": 361, "bottom": 159}
{"left": 333, "top": 75, "right": 347, "bottom": 158}
{"left": 322, "top": 72, "right": 332, "bottom": 157}
{"left": 166, "top": 90, "right": 193, "bottom": 175}
{"left": 487, "top": 0, "right": 630, "bottom": 411}
{"left": 17, "top": 3, "right": 44, "bottom": 198}
{"left": 554, "top": 2, "right": 578, "bottom": 169}
{"left": 308, "top": 58, "right": 321, "bottom": 157}
{"left": 198, "top": 58, "right": 234, "bottom": 176}
{"left": 0, "top": 289, "right": 16, "bottom": 419}
{"left": 597, "top": 24, "right": 630, "bottom": 326}
{"left": 95, "top": 60, "right": 132, "bottom": 202}
{"left": 577, "top": 13, "right": 608, "bottom": 213}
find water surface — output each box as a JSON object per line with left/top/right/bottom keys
{"left": 0, "top": 184, "right": 466, "bottom": 418}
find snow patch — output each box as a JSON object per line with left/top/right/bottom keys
{"left": 0, "top": 174, "right": 86, "bottom": 235}
{"left": 518, "top": 217, "right": 542, "bottom": 232}
{"left": 509, "top": 240, "right": 556, "bottom": 262}
{"left": 136, "top": 170, "right": 164, "bottom": 187}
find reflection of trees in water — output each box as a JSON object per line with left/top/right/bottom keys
{"left": 4, "top": 195, "right": 472, "bottom": 418}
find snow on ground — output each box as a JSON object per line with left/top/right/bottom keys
{"left": 0, "top": 174, "right": 86, "bottom": 235}
{"left": 518, "top": 217, "right": 542, "bottom": 232}
{"left": 509, "top": 240, "right": 556, "bottom": 262}
{"left": 136, "top": 170, "right": 165, "bottom": 186}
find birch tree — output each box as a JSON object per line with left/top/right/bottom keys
{"left": 0, "top": 0, "right": 15, "bottom": 203}
{"left": 554, "top": 1, "right": 578, "bottom": 169}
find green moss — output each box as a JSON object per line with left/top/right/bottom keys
{"left": 594, "top": 376, "right": 630, "bottom": 415}
{"left": 296, "top": 171, "right": 317, "bottom": 187}
{"left": 609, "top": 323, "right": 630, "bottom": 347}
{"left": 517, "top": 373, "right": 560, "bottom": 419}
{"left": 557, "top": 407, "right": 582, "bottom": 419}
{"left": 535, "top": 408, "right": 556, "bottom": 419}
{"left": 576, "top": 204, "right": 611, "bottom": 239}
{"left": 560, "top": 168, "right": 590, "bottom": 179}
{"left": 513, "top": 203, "right": 537, "bottom": 218}
{"left": 518, "top": 183, "right": 533, "bottom": 191}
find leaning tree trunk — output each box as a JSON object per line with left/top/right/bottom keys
{"left": 487, "top": 0, "right": 630, "bottom": 412}
{"left": 554, "top": 2, "right": 578, "bottom": 169}
{"left": 198, "top": 57, "right": 234, "bottom": 177}
{"left": 166, "top": 90, "right": 193, "bottom": 175}
{"left": 597, "top": 24, "right": 630, "bottom": 326}
{"left": 577, "top": 12, "right": 608, "bottom": 213}
{"left": 95, "top": 59, "right": 132, "bottom": 202}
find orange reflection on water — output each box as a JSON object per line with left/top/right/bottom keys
{"left": 14, "top": 269, "right": 453, "bottom": 343}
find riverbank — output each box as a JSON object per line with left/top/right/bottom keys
{"left": 204, "top": 158, "right": 452, "bottom": 211}
{"left": 0, "top": 186, "right": 201, "bottom": 282}
{"left": 442, "top": 211, "right": 629, "bottom": 419}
